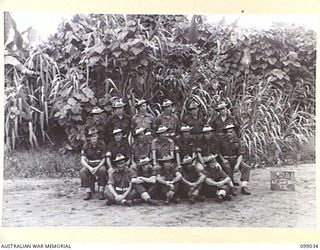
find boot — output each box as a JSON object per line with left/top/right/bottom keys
{"left": 146, "top": 199, "right": 159, "bottom": 206}
{"left": 99, "top": 192, "right": 105, "bottom": 200}
{"left": 83, "top": 192, "right": 92, "bottom": 201}
{"left": 189, "top": 195, "right": 196, "bottom": 204}
{"left": 241, "top": 187, "right": 251, "bottom": 195}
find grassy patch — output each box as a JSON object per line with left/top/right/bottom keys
{"left": 4, "top": 148, "right": 81, "bottom": 179}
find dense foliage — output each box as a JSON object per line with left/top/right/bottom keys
{"left": 4, "top": 13, "right": 316, "bottom": 165}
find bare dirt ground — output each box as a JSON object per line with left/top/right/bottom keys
{"left": 2, "top": 164, "right": 316, "bottom": 227}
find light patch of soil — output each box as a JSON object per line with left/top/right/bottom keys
{"left": 2, "top": 164, "right": 316, "bottom": 227}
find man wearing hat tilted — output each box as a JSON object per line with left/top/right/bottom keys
{"left": 209, "top": 101, "right": 241, "bottom": 142}
{"left": 106, "top": 128, "right": 131, "bottom": 169}
{"left": 106, "top": 99, "right": 131, "bottom": 138}
{"left": 80, "top": 127, "right": 108, "bottom": 201}
{"left": 151, "top": 125, "right": 175, "bottom": 167}
{"left": 179, "top": 155, "right": 206, "bottom": 204}
{"left": 201, "top": 154, "right": 234, "bottom": 202}
{"left": 131, "top": 127, "right": 152, "bottom": 169}
{"left": 154, "top": 155, "right": 182, "bottom": 205}
{"left": 182, "top": 101, "right": 207, "bottom": 135}
{"left": 105, "top": 154, "right": 137, "bottom": 206}
{"left": 130, "top": 157, "right": 159, "bottom": 205}
{"left": 155, "top": 99, "right": 180, "bottom": 137}
{"left": 219, "top": 124, "right": 251, "bottom": 195}
{"left": 132, "top": 99, "right": 154, "bottom": 131}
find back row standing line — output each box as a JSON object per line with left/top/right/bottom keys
{"left": 80, "top": 98, "right": 251, "bottom": 203}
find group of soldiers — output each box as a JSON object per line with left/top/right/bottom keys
{"left": 80, "top": 98, "right": 251, "bottom": 206}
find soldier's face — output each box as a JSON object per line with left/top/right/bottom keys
{"left": 141, "top": 163, "right": 150, "bottom": 172}
{"left": 163, "top": 106, "right": 172, "bottom": 114}
{"left": 163, "top": 162, "right": 171, "bottom": 169}
{"left": 190, "top": 107, "right": 198, "bottom": 116}
{"left": 139, "top": 103, "right": 147, "bottom": 113}
{"left": 209, "top": 161, "right": 219, "bottom": 169}
{"left": 114, "top": 107, "right": 124, "bottom": 116}
{"left": 226, "top": 129, "right": 235, "bottom": 139}
{"left": 90, "top": 134, "right": 98, "bottom": 144}
{"left": 116, "top": 160, "right": 126, "bottom": 171}
{"left": 203, "top": 132, "right": 212, "bottom": 140}
{"left": 219, "top": 107, "right": 228, "bottom": 116}
{"left": 114, "top": 133, "right": 123, "bottom": 142}
{"left": 182, "top": 131, "right": 190, "bottom": 138}
{"left": 93, "top": 115, "right": 100, "bottom": 123}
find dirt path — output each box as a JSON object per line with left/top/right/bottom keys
{"left": 2, "top": 164, "right": 316, "bottom": 227}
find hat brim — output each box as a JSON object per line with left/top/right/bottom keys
{"left": 215, "top": 103, "right": 229, "bottom": 110}
{"left": 202, "top": 129, "right": 214, "bottom": 133}
{"left": 113, "top": 157, "right": 128, "bottom": 163}
{"left": 112, "top": 130, "right": 124, "bottom": 135}
{"left": 136, "top": 101, "right": 147, "bottom": 107}
{"left": 158, "top": 157, "right": 174, "bottom": 162}
{"left": 156, "top": 129, "right": 169, "bottom": 134}
{"left": 180, "top": 157, "right": 195, "bottom": 165}
{"left": 137, "top": 159, "right": 152, "bottom": 166}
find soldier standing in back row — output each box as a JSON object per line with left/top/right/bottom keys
{"left": 219, "top": 124, "right": 251, "bottom": 195}
{"left": 182, "top": 101, "right": 207, "bottom": 135}
{"left": 106, "top": 99, "right": 131, "bottom": 138}
{"left": 209, "top": 102, "right": 240, "bottom": 141}
{"left": 155, "top": 99, "right": 180, "bottom": 137}
{"left": 131, "top": 99, "right": 154, "bottom": 131}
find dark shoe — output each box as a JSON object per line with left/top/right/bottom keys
{"left": 83, "top": 192, "right": 92, "bottom": 201}
{"left": 233, "top": 181, "right": 240, "bottom": 186}
{"left": 99, "top": 192, "right": 106, "bottom": 200}
{"left": 189, "top": 195, "right": 196, "bottom": 204}
{"left": 147, "top": 199, "right": 159, "bottom": 206}
{"left": 215, "top": 195, "right": 224, "bottom": 203}
{"left": 122, "top": 200, "right": 133, "bottom": 206}
{"left": 224, "top": 194, "right": 232, "bottom": 201}
{"left": 132, "top": 198, "right": 144, "bottom": 205}
{"left": 231, "top": 187, "right": 238, "bottom": 196}
{"left": 195, "top": 195, "right": 206, "bottom": 202}
{"left": 171, "top": 197, "right": 181, "bottom": 204}
{"left": 106, "top": 199, "right": 116, "bottom": 206}
{"left": 241, "top": 187, "right": 251, "bottom": 195}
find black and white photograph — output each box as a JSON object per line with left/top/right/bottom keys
{"left": 3, "top": 11, "right": 316, "bottom": 227}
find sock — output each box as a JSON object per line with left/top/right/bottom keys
{"left": 85, "top": 188, "right": 91, "bottom": 193}
{"left": 141, "top": 192, "right": 150, "bottom": 201}
{"left": 217, "top": 190, "right": 226, "bottom": 197}
{"left": 99, "top": 186, "right": 105, "bottom": 192}
{"left": 241, "top": 181, "right": 248, "bottom": 187}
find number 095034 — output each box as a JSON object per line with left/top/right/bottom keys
{"left": 300, "top": 244, "right": 318, "bottom": 248}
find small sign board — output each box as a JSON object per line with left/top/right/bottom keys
{"left": 270, "top": 170, "right": 295, "bottom": 191}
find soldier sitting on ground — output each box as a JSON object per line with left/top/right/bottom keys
{"left": 219, "top": 124, "right": 251, "bottom": 195}
{"left": 80, "top": 127, "right": 108, "bottom": 201}
{"left": 154, "top": 155, "right": 182, "bottom": 205}
{"left": 105, "top": 154, "right": 137, "bottom": 206}
{"left": 130, "top": 157, "right": 159, "bottom": 205}
{"left": 201, "top": 154, "right": 234, "bottom": 202}
{"left": 179, "top": 155, "right": 206, "bottom": 204}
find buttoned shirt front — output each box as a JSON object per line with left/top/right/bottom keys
{"left": 107, "top": 139, "right": 131, "bottom": 159}
{"left": 132, "top": 113, "right": 154, "bottom": 131}
{"left": 155, "top": 113, "right": 180, "bottom": 135}
{"left": 131, "top": 140, "right": 152, "bottom": 162}
{"left": 219, "top": 136, "right": 245, "bottom": 157}
{"left": 108, "top": 167, "right": 133, "bottom": 189}
{"left": 81, "top": 140, "right": 106, "bottom": 161}
{"left": 151, "top": 137, "right": 175, "bottom": 159}
{"left": 203, "top": 167, "right": 228, "bottom": 182}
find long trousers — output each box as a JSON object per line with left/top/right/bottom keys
{"left": 80, "top": 166, "right": 108, "bottom": 189}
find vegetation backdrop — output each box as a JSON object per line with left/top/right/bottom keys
{"left": 4, "top": 13, "right": 316, "bottom": 177}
